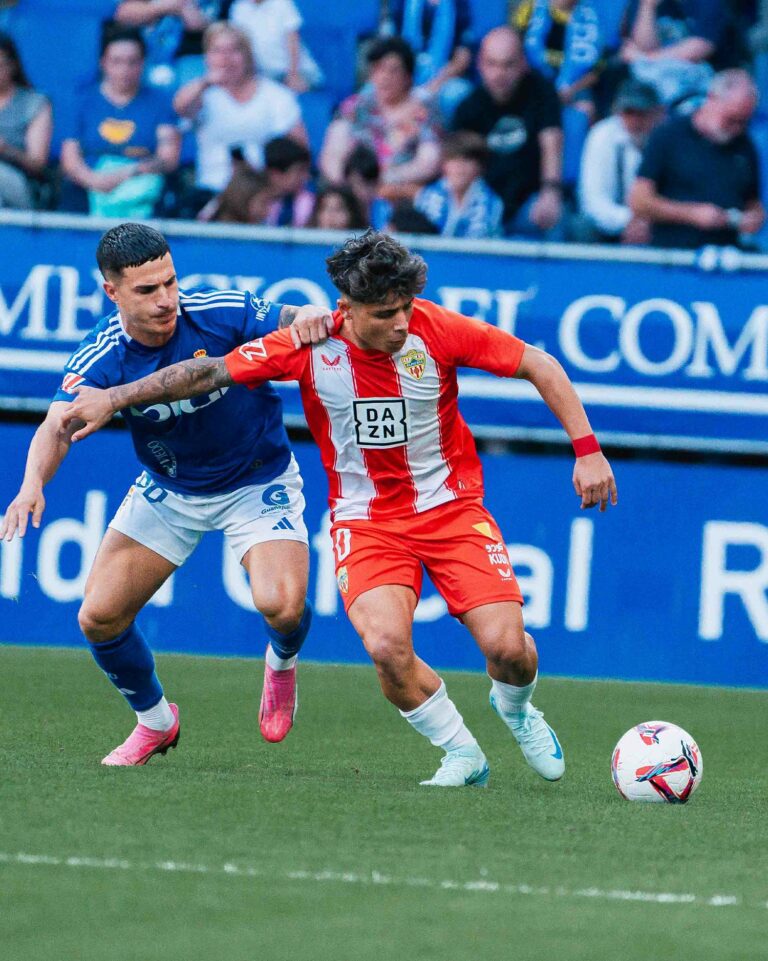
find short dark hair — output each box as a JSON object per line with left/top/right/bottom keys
{"left": 442, "top": 130, "right": 489, "bottom": 166}
{"left": 343, "top": 143, "right": 381, "bottom": 183}
{"left": 0, "top": 32, "right": 30, "bottom": 88}
{"left": 264, "top": 136, "right": 311, "bottom": 172}
{"left": 326, "top": 230, "right": 427, "bottom": 304}
{"left": 366, "top": 36, "right": 415, "bottom": 77}
{"left": 100, "top": 25, "right": 146, "bottom": 59}
{"left": 96, "top": 223, "right": 170, "bottom": 278}
{"left": 387, "top": 203, "right": 440, "bottom": 236}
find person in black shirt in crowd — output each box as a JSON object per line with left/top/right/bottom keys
{"left": 630, "top": 69, "right": 764, "bottom": 249}
{"left": 451, "top": 26, "right": 563, "bottom": 238}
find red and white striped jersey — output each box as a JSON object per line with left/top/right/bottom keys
{"left": 225, "top": 298, "right": 525, "bottom": 521}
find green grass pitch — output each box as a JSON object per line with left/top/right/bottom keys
{"left": 1, "top": 644, "right": 766, "bottom": 961}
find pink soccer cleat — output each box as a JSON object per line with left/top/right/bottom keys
{"left": 259, "top": 656, "right": 297, "bottom": 743}
{"left": 101, "top": 703, "right": 180, "bottom": 766}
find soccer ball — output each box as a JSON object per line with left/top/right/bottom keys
{"left": 611, "top": 721, "right": 703, "bottom": 803}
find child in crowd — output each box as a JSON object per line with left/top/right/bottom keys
{"left": 415, "top": 130, "right": 503, "bottom": 238}
{"left": 309, "top": 184, "right": 367, "bottom": 230}
{"left": 228, "top": 0, "right": 322, "bottom": 92}
{"left": 203, "top": 165, "right": 273, "bottom": 222}
{"left": 263, "top": 135, "right": 314, "bottom": 227}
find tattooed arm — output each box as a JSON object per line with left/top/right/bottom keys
{"left": 61, "top": 355, "right": 233, "bottom": 442}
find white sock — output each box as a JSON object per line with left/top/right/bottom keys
{"left": 266, "top": 645, "right": 297, "bottom": 671}
{"left": 136, "top": 696, "right": 175, "bottom": 731}
{"left": 400, "top": 681, "right": 477, "bottom": 752}
{"left": 490, "top": 673, "right": 538, "bottom": 716}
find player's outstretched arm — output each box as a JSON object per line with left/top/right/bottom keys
{"left": 1, "top": 402, "right": 84, "bottom": 541}
{"left": 62, "top": 355, "right": 233, "bottom": 443}
{"left": 515, "top": 344, "right": 618, "bottom": 512}
{"left": 279, "top": 304, "right": 336, "bottom": 347}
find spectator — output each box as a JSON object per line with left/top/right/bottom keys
{"left": 514, "top": 0, "right": 606, "bottom": 119}
{"left": 390, "top": 0, "right": 475, "bottom": 121}
{"left": 577, "top": 78, "right": 661, "bottom": 244}
{"left": 114, "top": 1, "right": 234, "bottom": 87}
{"left": 415, "top": 130, "right": 503, "bottom": 238}
{"left": 206, "top": 165, "right": 272, "bottom": 222}
{"left": 60, "top": 28, "right": 180, "bottom": 217}
{"left": 319, "top": 37, "right": 441, "bottom": 202}
{"left": 228, "top": 0, "right": 322, "bottom": 93}
{"left": 621, "top": 0, "right": 726, "bottom": 106}
{"left": 309, "top": 184, "right": 368, "bottom": 230}
{"left": 343, "top": 143, "right": 391, "bottom": 230}
{"left": 0, "top": 32, "right": 52, "bottom": 209}
{"left": 263, "top": 135, "right": 313, "bottom": 227}
{"left": 630, "top": 69, "right": 764, "bottom": 249}
{"left": 386, "top": 200, "right": 441, "bottom": 234}
{"left": 452, "top": 26, "right": 564, "bottom": 237}
{"left": 174, "top": 22, "right": 307, "bottom": 196}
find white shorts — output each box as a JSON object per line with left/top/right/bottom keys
{"left": 109, "top": 455, "right": 308, "bottom": 567}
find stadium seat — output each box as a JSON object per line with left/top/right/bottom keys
{"left": 5, "top": 9, "right": 103, "bottom": 158}
{"left": 303, "top": 24, "right": 359, "bottom": 107}
{"left": 469, "top": 0, "right": 508, "bottom": 41}
{"left": 562, "top": 106, "right": 590, "bottom": 189}
{"left": 299, "top": 0, "right": 380, "bottom": 36}
{"left": 299, "top": 90, "right": 335, "bottom": 160}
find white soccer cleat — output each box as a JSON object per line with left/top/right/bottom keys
{"left": 490, "top": 696, "right": 565, "bottom": 781}
{"left": 420, "top": 745, "right": 490, "bottom": 788}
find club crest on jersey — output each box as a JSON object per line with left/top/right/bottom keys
{"left": 400, "top": 348, "right": 426, "bottom": 380}
{"left": 337, "top": 565, "right": 349, "bottom": 594}
{"left": 61, "top": 373, "right": 85, "bottom": 393}
{"left": 239, "top": 338, "right": 267, "bottom": 362}
{"left": 193, "top": 348, "right": 207, "bottom": 358}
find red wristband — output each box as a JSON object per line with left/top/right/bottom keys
{"left": 573, "top": 434, "right": 601, "bottom": 458}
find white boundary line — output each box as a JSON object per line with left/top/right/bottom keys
{"left": 0, "top": 851, "right": 756, "bottom": 910}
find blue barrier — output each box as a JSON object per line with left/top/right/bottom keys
{"left": 2, "top": 214, "right": 768, "bottom": 453}
{"left": 1, "top": 422, "right": 767, "bottom": 688}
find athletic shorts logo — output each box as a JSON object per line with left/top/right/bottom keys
{"left": 61, "top": 372, "right": 85, "bottom": 393}
{"left": 401, "top": 348, "right": 426, "bottom": 380}
{"left": 261, "top": 484, "right": 291, "bottom": 514}
{"left": 352, "top": 398, "right": 408, "bottom": 448}
{"left": 333, "top": 528, "right": 351, "bottom": 563}
{"left": 337, "top": 565, "right": 349, "bottom": 594}
{"left": 485, "top": 541, "right": 512, "bottom": 579}
{"left": 239, "top": 339, "right": 267, "bottom": 362}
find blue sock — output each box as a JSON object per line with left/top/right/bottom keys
{"left": 265, "top": 601, "right": 312, "bottom": 659}
{"left": 88, "top": 623, "right": 164, "bottom": 712}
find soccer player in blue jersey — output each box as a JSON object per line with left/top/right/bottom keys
{"left": 0, "top": 223, "right": 332, "bottom": 765}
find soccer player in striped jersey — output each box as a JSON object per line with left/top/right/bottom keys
{"left": 61, "top": 231, "right": 618, "bottom": 787}
{"left": 0, "top": 223, "right": 335, "bottom": 765}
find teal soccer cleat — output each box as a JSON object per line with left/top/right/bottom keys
{"left": 420, "top": 745, "right": 490, "bottom": 788}
{"left": 490, "top": 696, "right": 565, "bottom": 781}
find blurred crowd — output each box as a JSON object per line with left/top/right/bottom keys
{"left": 0, "top": 0, "right": 765, "bottom": 250}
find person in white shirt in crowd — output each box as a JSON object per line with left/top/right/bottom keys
{"left": 174, "top": 21, "right": 307, "bottom": 197}
{"left": 577, "top": 78, "right": 662, "bottom": 244}
{"left": 228, "top": 0, "right": 322, "bottom": 92}
{"left": 415, "top": 130, "right": 503, "bottom": 238}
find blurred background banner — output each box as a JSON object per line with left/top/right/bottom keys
{"left": 2, "top": 214, "right": 768, "bottom": 453}
{"left": 2, "top": 421, "right": 767, "bottom": 688}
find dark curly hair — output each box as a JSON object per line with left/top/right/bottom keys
{"left": 325, "top": 230, "right": 427, "bottom": 304}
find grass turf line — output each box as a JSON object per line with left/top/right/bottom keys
{"left": 1, "top": 644, "right": 766, "bottom": 961}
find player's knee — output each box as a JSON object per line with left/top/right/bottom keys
{"left": 253, "top": 584, "right": 305, "bottom": 633}
{"left": 482, "top": 624, "right": 530, "bottom": 669}
{"left": 363, "top": 627, "right": 412, "bottom": 676}
{"left": 78, "top": 602, "right": 127, "bottom": 644}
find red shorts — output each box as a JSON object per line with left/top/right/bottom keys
{"left": 330, "top": 498, "right": 524, "bottom": 616}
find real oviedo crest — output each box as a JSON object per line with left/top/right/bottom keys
{"left": 401, "top": 348, "right": 427, "bottom": 380}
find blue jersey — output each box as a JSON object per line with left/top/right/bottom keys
{"left": 54, "top": 288, "right": 291, "bottom": 495}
